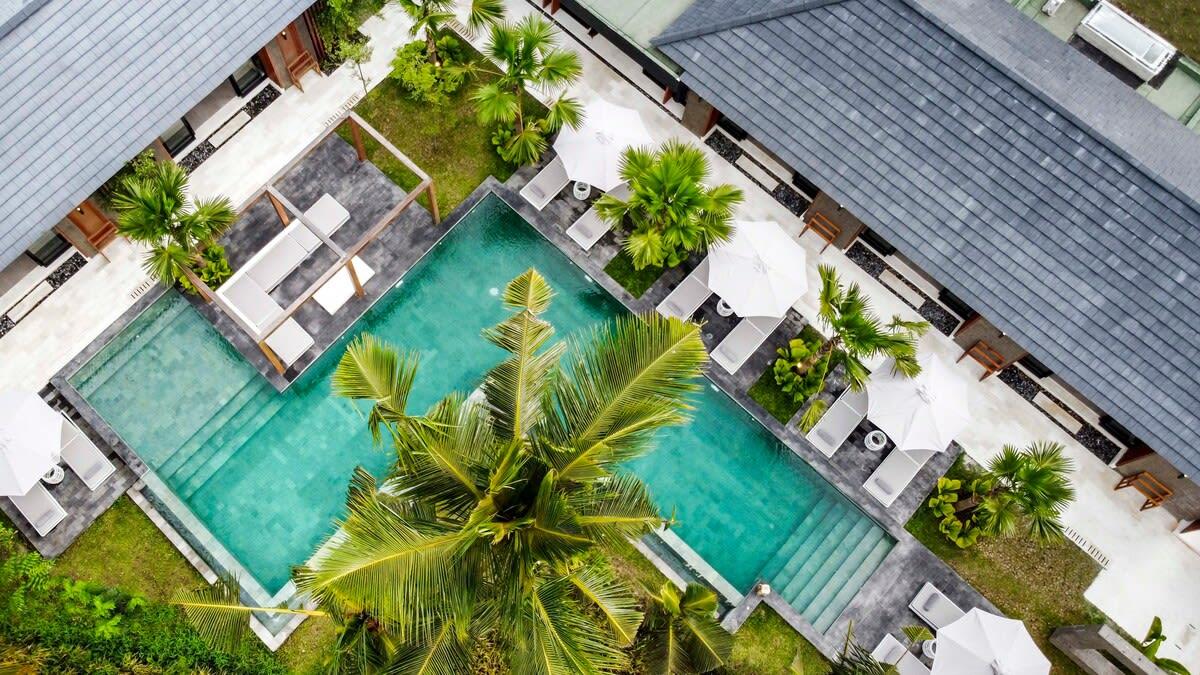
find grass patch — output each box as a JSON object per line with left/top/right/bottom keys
{"left": 604, "top": 251, "right": 665, "bottom": 298}
{"left": 906, "top": 459, "right": 1104, "bottom": 675}
{"left": 724, "top": 605, "right": 830, "bottom": 675}
{"left": 748, "top": 324, "right": 825, "bottom": 424}
{"left": 1115, "top": 0, "right": 1200, "bottom": 61}
{"left": 55, "top": 496, "right": 202, "bottom": 601}
{"left": 277, "top": 616, "right": 338, "bottom": 674}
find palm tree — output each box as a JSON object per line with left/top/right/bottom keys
{"left": 111, "top": 160, "right": 236, "bottom": 290}
{"left": 961, "top": 441, "right": 1076, "bottom": 543}
{"left": 395, "top": 0, "right": 503, "bottom": 64}
{"left": 638, "top": 582, "right": 732, "bottom": 674}
{"left": 176, "top": 269, "right": 710, "bottom": 673}
{"left": 461, "top": 15, "right": 583, "bottom": 165}
{"left": 595, "top": 141, "right": 743, "bottom": 271}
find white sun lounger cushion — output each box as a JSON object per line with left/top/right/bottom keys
{"left": 60, "top": 418, "right": 116, "bottom": 491}
{"left": 865, "top": 448, "right": 935, "bottom": 507}
{"left": 871, "top": 635, "right": 931, "bottom": 675}
{"left": 9, "top": 483, "right": 67, "bottom": 537}
{"left": 566, "top": 184, "right": 630, "bottom": 249}
{"left": 293, "top": 194, "right": 352, "bottom": 252}
{"left": 806, "top": 387, "right": 869, "bottom": 457}
{"left": 264, "top": 318, "right": 315, "bottom": 367}
{"left": 314, "top": 257, "right": 375, "bottom": 314}
{"left": 712, "top": 315, "right": 784, "bottom": 374}
{"left": 219, "top": 276, "right": 284, "bottom": 332}
{"left": 520, "top": 157, "right": 569, "bottom": 210}
{"left": 245, "top": 231, "right": 309, "bottom": 291}
{"left": 908, "top": 582, "right": 966, "bottom": 630}
{"left": 656, "top": 258, "right": 712, "bottom": 320}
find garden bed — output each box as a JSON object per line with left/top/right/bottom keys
{"left": 748, "top": 324, "right": 825, "bottom": 424}
{"left": 604, "top": 251, "right": 666, "bottom": 298}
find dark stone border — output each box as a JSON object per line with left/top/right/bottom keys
{"left": 997, "top": 365, "right": 1122, "bottom": 463}
{"left": 179, "top": 84, "right": 283, "bottom": 174}
{"left": 844, "top": 241, "right": 961, "bottom": 337}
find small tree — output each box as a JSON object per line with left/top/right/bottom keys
{"left": 595, "top": 140, "right": 744, "bottom": 270}
{"left": 638, "top": 582, "right": 732, "bottom": 673}
{"left": 966, "top": 441, "right": 1075, "bottom": 542}
{"left": 395, "top": 0, "right": 503, "bottom": 64}
{"left": 111, "top": 161, "right": 236, "bottom": 293}
{"left": 337, "top": 39, "right": 373, "bottom": 96}
{"left": 461, "top": 15, "right": 583, "bottom": 165}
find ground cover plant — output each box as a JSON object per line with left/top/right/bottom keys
{"left": 749, "top": 324, "right": 826, "bottom": 424}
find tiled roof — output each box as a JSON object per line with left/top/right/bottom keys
{"left": 655, "top": 0, "right": 1200, "bottom": 475}
{"left": 0, "top": 0, "right": 312, "bottom": 269}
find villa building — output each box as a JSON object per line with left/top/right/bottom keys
{"left": 550, "top": 0, "right": 1200, "bottom": 534}
{"left": 0, "top": 0, "right": 325, "bottom": 334}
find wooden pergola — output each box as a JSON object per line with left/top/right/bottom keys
{"left": 184, "top": 111, "right": 438, "bottom": 375}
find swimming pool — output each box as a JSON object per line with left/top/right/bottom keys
{"left": 70, "top": 194, "right": 890, "bottom": 631}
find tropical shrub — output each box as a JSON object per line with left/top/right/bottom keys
{"left": 390, "top": 35, "right": 466, "bottom": 104}
{"left": 96, "top": 149, "right": 157, "bottom": 211}
{"left": 1138, "top": 616, "right": 1191, "bottom": 674}
{"left": 395, "top": 0, "right": 503, "bottom": 65}
{"left": 595, "top": 140, "right": 744, "bottom": 270}
{"left": 773, "top": 331, "right": 830, "bottom": 405}
{"left": 928, "top": 477, "right": 983, "bottom": 549}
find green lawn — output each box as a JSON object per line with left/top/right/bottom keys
{"left": 906, "top": 460, "right": 1104, "bottom": 675}
{"left": 1115, "top": 0, "right": 1200, "bottom": 60}
{"left": 604, "top": 251, "right": 666, "bottom": 298}
{"left": 725, "top": 606, "right": 831, "bottom": 675}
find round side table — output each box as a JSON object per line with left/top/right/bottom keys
{"left": 42, "top": 465, "right": 65, "bottom": 485}
{"left": 864, "top": 430, "right": 888, "bottom": 452}
{"left": 716, "top": 299, "right": 735, "bottom": 317}
{"left": 572, "top": 181, "right": 592, "bottom": 200}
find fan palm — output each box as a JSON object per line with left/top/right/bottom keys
{"left": 176, "top": 268, "right": 709, "bottom": 673}
{"left": 638, "top": 582, "right": 732, "bottom": 674}
{"left": 396, "top": 0, "right": 504, "bottom": 64}
{"left": 459, "top": 15, "right": 583, "bottom": 165}
{"left": 966, "top": 441, "right": 1076, "bottom": 542}
{"left": 110, "top": 160, "right": 236, "bottom": 289}
{"left": 594, "top": 141, "right": 742, "bottom": 271}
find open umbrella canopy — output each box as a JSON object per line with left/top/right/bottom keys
{"left": 705, "top": 220, "right": 808, "bottom": 318}
{"left": 0, "top": 390, "right": 62, "bottom": 496}
{"left": 866, "top": 353, "right": 969, "bottom": 452}
{"left": 932, "top": 608, "right": 1050, "bottom": 675}
{"left": 552, "top": 98, "right": 653, "bottom": 191}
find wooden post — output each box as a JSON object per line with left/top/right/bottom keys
{"left": 258, "top": 340, "right": 286, "bottom": 375}
{"left": 349, "top": 118, "right": 367, "bottom": 161}
{"left": 267, "top": 191, "right": 291, "bottom": 226}
{"left": 426, "top": 182, "right": 440, "bottom": 224}
{"left": 179, "top": 265, "right": 213, "bottom": 303}
{"left": 345, "top": 259, "right": 365, "bottom": 298}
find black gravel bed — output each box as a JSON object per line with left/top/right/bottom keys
{"left": 1075, "top": 424, "right": 1122, "bottom": 463}
{"left": 243, "top": 85, "right": 281, "bottom": 118}
{"left": 178, "top": 141, "right": 216, "bottom": 173}
{"left": 997, "top": 366, "right": 1039, "bottom": 401}
{"left": 771, "top": 182, "right": 811, "bottom": 217}
{"left": 0, "top": 315, "right": 13, "bottom": 338}
{"left": 846, "top": 241, "right": 885, "bottom": 278}
{"left": 47, "top": 253, "right": 87, "bottom": 289}
{"left": 705, "top": 130, "right": 743, "bottom": 164}
{"left": 918, "top": 300, "right": 960, "bottom": 336}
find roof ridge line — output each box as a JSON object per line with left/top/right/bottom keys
{"left": 652, "top": 0, "right": 848, "bottom": 46}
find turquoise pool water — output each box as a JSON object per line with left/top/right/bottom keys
{"left": 70, "top": 195, "right": 890, "bottom": 629}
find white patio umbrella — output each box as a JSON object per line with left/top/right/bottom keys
{"left": 866, "top": 352, "right": 969, "bottom": 452}
{"left": 0, "top": 390, "right": 63, "bottom": 496}
{"left": 552, "top": 98, "right": 653, "bottom": 191}
{"left": 705, "top": 220, "right": 808, "bottom": 318}
{"left": 931, "top": 608, "right": 1050, "bottom": 675}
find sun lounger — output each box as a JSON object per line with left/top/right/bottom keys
{"left": 909, "top": 582, "right": 966, "bottom": 630}
{"left": 520, "top": 156, "right": 569, "bottom": 210}
{"left": 293, "top": 193, "right": 351, "bottom": 251}
{"left": 566, "top": 183, "right": 630, "bottom": 249}
{"left": 711, "top": 315, "right": 784, "bottom": 374}
{"left": 218, "top": 276, "right": 284, "bottom": 333}
{"left": 9, "top": 483, "right": 67, "bottom": 537}
{"left": 871, "top": 634, "right": 931, "bottom": 675}
{"left": 60, "top": 417, "right": 115, "bottom": 491}
{"left": 264, "top": 317, "right": 315, "bottom": 368}
{"left": 864, "top": 448, "right": 935, "bottom": 507}
{"left": 314, "top": 257, "right": 375, "bottom": 314}
{"left": 245, "top": 228, "right": 310, "bottom": 290}
{"left": 806, "top": 387, "right": 869, "bottom": 457}
{"left": 657, "top": 258, "right": 711, "bottom": 320}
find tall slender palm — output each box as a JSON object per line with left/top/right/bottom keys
{"left": 463, "top": 15, "right": 583, "bottom": 165}
{"left": 395, "top": 0, "right": 504, "bottom": 64}
{"left": 111, "top": 160, "right": 236, "bottom": 288}
{"left": 594, "top": 141, "right": 743, "bottom": 270}
{"left": 964, "top": 441, "right": 1076, "bottom": 542}
{"left": 639, "top": 582, "right": 732, "bottom": 674}
{"left": 176, "top": 269, "right": 709, "bottom": 673}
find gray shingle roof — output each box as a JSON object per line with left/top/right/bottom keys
{"left": 0, "top": 0, "right": 312, "bottom": 269}
{"left": 655, "top": 0, "right": 1200, "bottom": 476}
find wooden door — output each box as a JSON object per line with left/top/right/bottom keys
{"left": 65, "top": 200, "right": 116, "bottom": 252}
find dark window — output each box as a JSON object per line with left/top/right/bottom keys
{"left": 791, "top": 171, "right": 820, "bottom": 199}
{"left": 160, "top": 118, "right": 195, "bottom": 157}
{"left": 25, "top": 231, "right": 71, "bottom": 266}
{"left": 938, "top": 288, "right": 975, "bottom": 320}
{"left": 858, "top": 228, "right": 896, "bottom": 256}
{"left": 229, "top": 55, "right": 267, "bottom": 96}
{"left": 1017, "top": 354, "right": 1054, "bottom": 379}
{"left": 1099, "top": 415, "right": 1140, "bottom": 448}
{"left": 716, "top": 116, "right": 748, "bottom": 140}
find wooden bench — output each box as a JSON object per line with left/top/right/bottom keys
{"left": 957, "top": 340, "right": 1005, "bottom": 380}
{"left": 800, "top": 212, "right": 841, "bottom": 252}
{"left": 1115, "top": 471, "right": 1173, "bottom": 510}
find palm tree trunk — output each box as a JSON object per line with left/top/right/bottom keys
{"left": 425, "top": 30, "right": 439, "bottom": 65}
{"left": 953, "top": 494, "right": 980, "bottom": 515}
{"left": 791, "top": 337, "right": 839, "bottom": 377}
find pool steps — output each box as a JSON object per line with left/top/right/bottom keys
{"left": 174, "top": 386, "right": 289, "bottom": 500}
{"left": 75, "top": 298, "right": 189, "bottom": 396}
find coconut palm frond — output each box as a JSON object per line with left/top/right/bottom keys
{"left": 512, "top": 575, "right": 628, "bottom": 675}
{"left": 388, "top": 617, "right": 474, "bottom": 675}
{"left": 642, "top": 617, "right": 691, "bottom": 675}
{"left": 571, "top": 472, "right": 664, "bottom": 540}
{"left": 798, "top": 398, "right": 830, "bottom": 433}
{"left": 173, "top": 575, "right": 324, "bottom": 654}
{"left": 567, "top": 564, "right": 643, "bottom": 646}
{"left": 333, "top": 334, "right": 423, "bottom": 445}
{"left": 816, "top": 264, "right": 843, "bottom": 323}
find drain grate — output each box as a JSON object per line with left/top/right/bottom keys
{"left": 128, "top": 278, "right": 156, "bottom": 301}
{"left": 1063, "top": 525, "right": 1110, "bottom": 568}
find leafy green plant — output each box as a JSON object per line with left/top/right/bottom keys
{"left": 594, "top": 140, "right": 744, "bottom": 270}
{"left": 337, "top": 38, "right": 374, "bottom": 96}
{"left": 96, "top": 149, "right": 158, "bottom": 210}
{"left": 458, "top": 15, "right": 583, "bottom": 165}
{"left": 395, "top": 0, "right": 503, "bottom": 65}
{"left": 0, "top": 527, "right": 52, "bottom": 614}
{"left": 111, "top": 160, "right": 237, "bottom": 293}
{"left": 1139, "top": 616, "right": 1191, "bottom": 674}
{"left": 174, "top": 268, "right": 710, "bottom": 673}
{"left": 390, "top": 35, "right": 466, "bottom": 104}
{"left": 638, "top": 582, "right": 732, "bottom": 673}
{"left": 963, "top": 441, "right": 1075, "bottom": 543}
{"left": 928, "top": 478, "right": 982, "bottom": 548}
{"left": 773, "top": 332, "right": 831, "bottom": 404}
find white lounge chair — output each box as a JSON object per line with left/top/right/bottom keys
{"left": 264, "top": 318, "right": 315, "bottom": 368}
{"left": 806, "top": 387, "right": 868, "bottom": 457}
{"left": 60, "top": 417, "right": 115, "bottom": 491}
{"left": 566, "top": 183, "right": 630, "bottom": 249}
{"left": 711, "top": 315, "right": 784, "bottom": 374}
{"left": 314, "top": 257, "right": 375, "bottom": 314}
{"left": 909, "top": 582, "right": 966, "bottom": 630}
{"left": 864, "top": 448, "right": 935, "bottom": 507}
{"left": 871, "top": 634, "right": 931, "bottom": 675}
{"left": 245, "top": 229, "right": 310, "bottom": 291}
{"left": 219, "top": 276, "right": 284, "bottom": 333}
{"left": 9, "top": 483, "right": 66, "bottom": 537}
{"left": 656, "top": 258, "right": 712, "bottom": 320}
{"left": 520, "top": 156, "right": 569, "bottom": 210}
